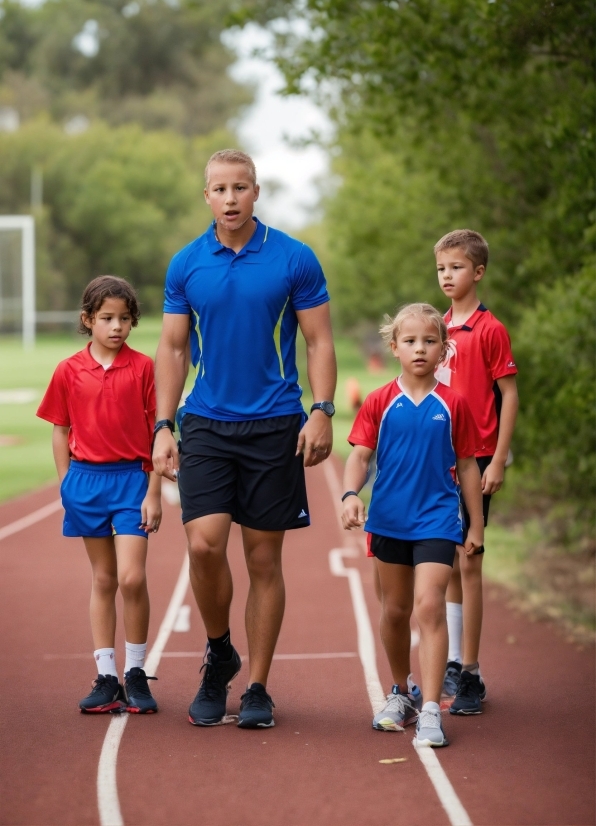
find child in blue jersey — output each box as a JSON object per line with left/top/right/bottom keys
{"left": 342, "top": 303, "right": 484, "bottom": 747}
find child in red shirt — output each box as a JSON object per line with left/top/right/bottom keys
{"left": 37, "top": 276, "right": 161, "bottom": 714}
{"left": 435, "top": 229, "right": 518, "bottom": 715}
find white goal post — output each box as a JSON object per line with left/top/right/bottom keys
{"left": 0, "top": 215, "right": 35, "bottom": 348}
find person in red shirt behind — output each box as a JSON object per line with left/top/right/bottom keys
{"left": 435, "top": 229, "right": 518, "bottom": 716}
{"left": 37, "top": 276, "right": 162, "bottom": 715}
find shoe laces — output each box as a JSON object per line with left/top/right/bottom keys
{"left": 126, "top": 669, "right": 157, "bottom": 698}
{"left": 198, "top": 655, "right": 227, "bottom": 700}
{"left": 418, "top": 709, "right": 441, "bottom": 730}
{"left": 240, "top": 685, "right": 274, "bottom": 710}
{"left": 457, "top": 671, "right": 479, "bottom": 698}
{"left": 91, "top": 674, "right": 117, "bottom": 694}
{"left": 383, "top": 692, "right": 411, "bottom": 715}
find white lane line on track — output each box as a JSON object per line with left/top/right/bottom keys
{"left": 323, "top": 460, "right": 472, "bottom": 826}
{"left": 0, "top": 498, "right": 62, "bottom": 541}
{"left": 97, "top": 554, "right": 190, "bottom": 826}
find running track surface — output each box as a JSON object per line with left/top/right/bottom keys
{"left": 0, "top": 459, "right": 594, "bottom": 826}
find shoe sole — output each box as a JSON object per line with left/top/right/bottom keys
{"left": 449, "top": 706, "right": 482, "bottom": 715}
{"left": 237, "top": 718, "right": 275, "bottom": 729}
{"left": 416, "top": 736, "right": 449, "bottom": 747}
{"left": 127, "top": 705, "right": 158, "bottom": 714}
{"left": 80, "top": 700, "right": 127, "bottom": 714}
{"left": 372, "top": 716, "right": 417, "bottom": 731}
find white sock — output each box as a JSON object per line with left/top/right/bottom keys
{"left": 94, "top": 648, "right": 118, "bottom": 678}
{"left": 125, "top": 641, "right": 147, "bottom": 674}
{"left": 446, "top": 602, "right": 463, "bottom": 664}
{"left": 422, "top": 701, "right": 440, "bottom": 713}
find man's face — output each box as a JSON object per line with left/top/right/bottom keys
{"left": 436, "top": 247, "right": 484, "bottom": 301}
{"left": 204, "top": 162, "right": 260, "bottom": 233}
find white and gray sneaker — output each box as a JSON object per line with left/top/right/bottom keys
{"left": 373, "top": 676, "right": 422, "bottom": 731}
{"left": 415, "top": 705, "right": 449, "bottom": 747}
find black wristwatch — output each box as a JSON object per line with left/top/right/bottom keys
{"left": 153, "top": 419, "right": 175, "bottom": 437}
{"left": 310, "top": 401, "right": 336, "bottom": 417}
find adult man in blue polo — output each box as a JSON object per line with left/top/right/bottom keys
{"left": 153, "top": 149, "right": 337, "bottom": 728}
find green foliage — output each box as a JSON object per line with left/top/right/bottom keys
{"left": 514, "top": 260, "right": 596, "bottom": 510}
{"left": 0, "top": 0, "right": 251, "bottom": 134}
{"left": 0, "top": 120, "right": 231, "bottom": 310}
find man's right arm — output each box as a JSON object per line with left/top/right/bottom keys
{"left": 153, "top": 312, "right": 190, "bottom": 481}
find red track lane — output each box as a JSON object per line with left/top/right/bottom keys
{"left": 0, "top": 461, "right": 594, "bottom": 826}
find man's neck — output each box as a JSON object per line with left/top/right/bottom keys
{"left": 450, "top": 293, "right": 481, "bottom": 327}
{"left": 215, "top": 216, "right": 257, "bottom": 254}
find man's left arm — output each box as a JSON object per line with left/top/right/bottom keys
{"left": 296, "top": 303, "right": 337, "bottom": 467}
{"left": 483, "top": 374, "right": 519, "bottom": 494}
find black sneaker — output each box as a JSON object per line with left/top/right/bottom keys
{"left": 238, "top": 682, "right": 275, "bottom": 728}
{"left": 124, "top": 667, "right": 158, "bottom": 714}
{"left": 188, "top": 646, "right": 242, "bottom": 726}
{"left": 79, "top": 674, "right": 126, "bottom": 713}
{"left": 441, "top": 661, "right": 462, "bottom": 698}
{"left": 449, "top": 670, "right": 487, "bottom": 715}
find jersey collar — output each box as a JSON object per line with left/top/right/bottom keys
{"left": 83, "top": 341, "right": 131, "bottom": 370}
{"left": 207, "top": 217, "right": 267, "bottom": 256}
{"left": 444, "top": 303, "right": 487, "bottom": 331}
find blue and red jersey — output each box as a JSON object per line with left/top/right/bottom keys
{"left": 348, "top": 378, "right": 480, "bottom": 543}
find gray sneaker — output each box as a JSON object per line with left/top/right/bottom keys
{"left": 415, "top": 707, "right": 449, "bottom": 747}
{"left": 441, "top": 661, "right": 462, "bottom": 698}
{"left": 373, "top": 677, "right": 422, "bottom": 731}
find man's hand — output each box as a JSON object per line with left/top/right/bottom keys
{"left": 296, "top": 411, "right": 333, "bottom": 467}
{"left": 152, "top": 428, "right": 179, "bottom": 482}
{"left": 341, "top": 495, "right": 366, "bottom": 530}
{"left": 481, "top": 458, "right": 505, "bottom": 495}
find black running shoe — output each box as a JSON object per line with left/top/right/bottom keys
{"left": 124, "top": 667, "right": 158, "bottom": 714}
{"left": 238, "top": 682, "right": 275, "bottom": 729}
{"left": 79, "top": 674, "right": 126, "bottom": 713}
{"left": 188, "top": 646, "right": 242, "bottom": 726}
{"left": 449, "top": 670, "right": 486, "bottom": 715}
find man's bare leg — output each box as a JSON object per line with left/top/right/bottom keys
{"left": 241, "top": 527, "right": 285, "bottom": 688}
{"left": 185, "top": 513, "right": 233, "bottom": 637}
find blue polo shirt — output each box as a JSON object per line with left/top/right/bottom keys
{"left": 164, "top": 218, "right": 329, "bottom": 421}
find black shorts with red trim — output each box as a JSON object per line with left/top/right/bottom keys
{"left": 178, "top": 413, "right": 309, "bottom": 531}
{"left": 368, "top": 533, "right": 456, "bottom": 567}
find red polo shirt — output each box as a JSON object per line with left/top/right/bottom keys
{"left": 37, "top": 342, "right": 156, "bottom": 471}
{"left": 435, "top": 304, "right": 517, "bottom": 457}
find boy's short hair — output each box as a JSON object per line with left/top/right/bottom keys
{"left": 204, "top": 149, "right": 257, "bottom": 186}
{"left": 434, "top": 229, "right": 489, "bottom": 268}
{"left": 380, "top": 302, "right": 448, "bottom": 359}
{"left": 78, "top": 275, "right": 141, "bottom": 336}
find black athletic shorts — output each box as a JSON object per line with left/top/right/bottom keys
{"left": 178, "top": 413, "right": 309, "bottom": 531}
{"left": 369, "top": 534, "right": 456, "bottom": 567}
{"left": 461, "top": 455, "right": 493, "bottom": 554}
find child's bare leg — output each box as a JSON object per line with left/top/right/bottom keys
{"left": 115, "top": 534, "right": 149, "bottom": 644}
{"left": 446, "top": 551, "right": 462, "bottom": 603}
{"left": 460, "top": 552, "right": 483, "bottom": 666}
{"left": 414, "top": 562, "right": 452, "bottom": 704}
{"left": 373, "top": 560, "right": 382, "bottom": 602}
{"left": 84, "top": 536, "right": 118, "bottom": 649}
{"left": 376, "top": 559, "right": 414, "bottom": 688}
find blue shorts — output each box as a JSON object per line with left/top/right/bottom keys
{"left": 60, "top": 460, "right": 148, "bottom": 539}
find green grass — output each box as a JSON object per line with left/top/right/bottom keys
{"left": 0, "top": 323, "right": 396, "bottom": 503}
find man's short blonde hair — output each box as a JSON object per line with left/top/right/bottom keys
{"left": 379, "top": 302, "right": 448, "bottom": 360}
{"left": 204, "top": 149, "right": 257, "bottom": 185}
{"left": 434, "top": 229, "right": 489, "bottom": 268}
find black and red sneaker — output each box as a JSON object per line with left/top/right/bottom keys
{"left": 79, "top": 674, "right": 127, "bottom": 713}
{"left": 124, "top": 667, "right": 158, "bottom": 714}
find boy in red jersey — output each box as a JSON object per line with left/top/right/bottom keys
{"left": 37, "top": 276, "right": 162, "bottom": 714}
{"left": 435, "top": 229, "right": 518, "bottom": 715}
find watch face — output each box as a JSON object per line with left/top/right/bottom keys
{"left": 322, "top": 401, "right": 335, "bottom": 416}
